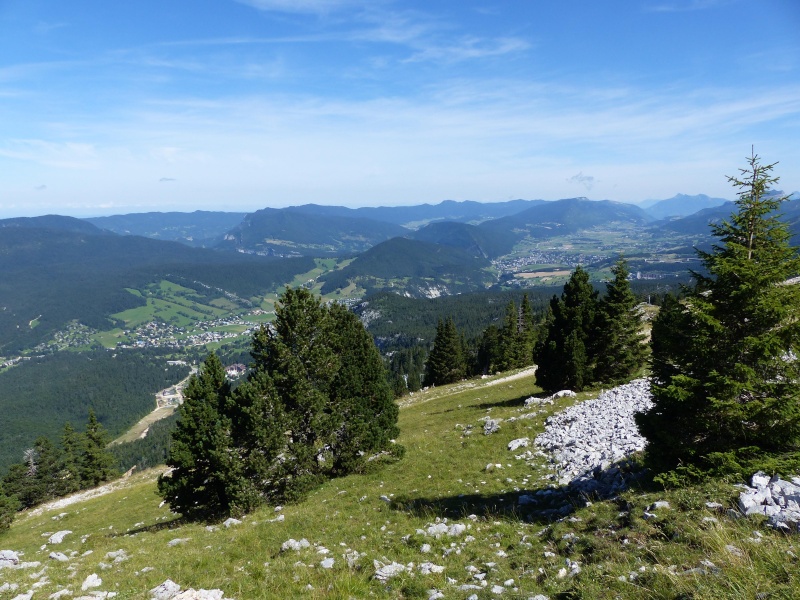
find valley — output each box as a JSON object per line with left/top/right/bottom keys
{"left": 0, "top": 195, "right": 789, "bottom": 476}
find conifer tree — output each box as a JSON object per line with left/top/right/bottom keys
{"left": 158, "top": 353, "right": 244, "bottom": 518}
{"left": 535, "top": 266, "right": 599, "bottom": 391}
{"left": 637, "top": 152, "right": 800, "bottom": 472}
{"left": 424, "top": 317, "right": 465, "bottom": 386}
{"left": 80, "top": 410, "right": 117, "bottom": 487}
{"left": 476, "top": 324, "right": 501, "bottom": 375}
{"left": 594, "top": 258, "right": 647, "bottom": 383}
{"left": 249, "top": 288, "right": 338, "bottom": 497}
{"left": 60, "top": 423, "right": 84, "bottom": 493}
{"left": 497, "top": 300, "right": 519, "bottom": 371}
{"left": 327, "top": 303, "right": 400, "bottom": 475}
{"left": 161, "top": 288, "right": 401, "bottom": 516}
{"left": 0, "top": 491, "right": 18, "bottom": 533}
{"left": 519, "top": 293, "right": 537, "bottom": 364}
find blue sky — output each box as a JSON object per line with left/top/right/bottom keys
{"left": 1, "top": 0, "right": 799, "bottom": 218}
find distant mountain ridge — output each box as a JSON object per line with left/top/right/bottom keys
{"left": 219, "top": 208, "right": 408, "bottom": 256}
{"left": 642, "top": 194, "right": 730, "bottom": 219}
{"left": 85, "top": 211, "right": 247, "bottom": 247}
{"left": 284, "top": 198, "right": 549, "bottom": 227}
{"left": 1, "top": 215, "right": 109, "bottom": 236}
{"left": 479, "top": 198, "right": 652, "bottom": 240}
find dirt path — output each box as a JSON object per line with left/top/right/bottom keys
{"left": 110, "top": 368, "right": 196, "bottom": 445}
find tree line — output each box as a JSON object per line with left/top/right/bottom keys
{"left": 420, "top": 260, "right": 648, "bottom": 391}
{"left": 0, "top": 411, "right": 117, "bottom": 532}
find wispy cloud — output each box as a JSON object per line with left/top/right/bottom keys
{"left": 404, "top": 36, "right": 530, "bottom": 64}
{"left": 646, "top": 0, "right": 735, "bottom": 13}
{"left": 235, "top": 0, "right": 368, "bottom": 15}
{"left": 0, "top": 140, "right": 97, "bottom": 169}
{"left": 33, "top": 22, "right": 68, "bottom": 35}
{"left": 567, "top": 172, "right": 596, "bottom": 191}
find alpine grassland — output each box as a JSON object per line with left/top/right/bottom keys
{"left": 3, "top": 368, "right": 799, "bottom": 599}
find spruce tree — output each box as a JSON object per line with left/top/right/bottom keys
{"left": 535, "top": 266, "right": 599, "bottom": 391}
{"left": 424, "top": 317, "right": 465, "bottom": 386}
{"left": 497, "top": 300, "right": 519, "bottom": 371}
{"left": 60, "top": 423, "right": 84, "bottom": 493}
{"left": 158, "top": 353, "right": 244, "bottom": 519}
{"left": 594, "top": 258, "right": 647, "bottom": 384}
{"left": 637, "top": 152, "right": 800, "bottom": 472}
{"left": 80, "top": 410, "right": 117, "bottom": 487}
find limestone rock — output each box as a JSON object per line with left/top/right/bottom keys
{"left": 48, "top": 531, "right": 72, "bottom": 544}
{"left": 0, "top": 550, "right": 20, "bottom": 568}
{"left": 151, "top": 579, "right": 182, "bottom": 600}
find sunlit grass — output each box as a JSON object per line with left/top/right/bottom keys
{"left": 3, "top": 369, "right": 798, "bottom": 599}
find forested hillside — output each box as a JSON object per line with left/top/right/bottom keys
{"left": 0, "top": 224, "right": 315, "bottom": 352}
{"left": 319, "top": 237, "right": 496, "bottom": 297}
{"left": 0, "top": 349, "right": 189, "bottom": 474}
{"left": 86, "top": 211, "right": 247, "bottom": 246}
{"left": 219, "top": 208, "right": 408, "bottom": 256}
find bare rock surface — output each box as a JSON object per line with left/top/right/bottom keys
{"left": 534, "top": 379, "right": 652, "bottom": 490}
{"left": 737, "top": 471, "right": 800, "bottom": 532}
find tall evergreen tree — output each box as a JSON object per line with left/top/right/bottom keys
{"left": 476, "top": 324, "right": 501, "bottom": 375}
{"left": 497, "top": 300, "right": 520, "bottom": 371}
{"left": 424, "top": 317, "right": 465, "bottom": 386}
{"left": 80, "top": 410, "right": 117, "bottom": 487}
{"left": 250, "top": 288, "right": 338, "bottom": 497}
{"left": 60, "top": 423, "right": 84, "bottom": 493}
{"left": 327, "top": 303, "right": 400, "bottom": 475}
{"left": 637, "top": 152, "right": 800, "bottom": 472}
{"left": 594, "top": 258, "right": 648, "bottom": 383}
{"left": 158, "top": 353, "right": 245, "bottom": 519}
{"left": 535, "top": 266, "right": 599, "bottom": 391}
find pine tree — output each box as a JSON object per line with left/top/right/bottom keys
{"left": 158, "top": 353, "right": 245, "bottom": 519}
{"left": 535, "top": 266, "right": 599, "bottom": 391}
{"left": 250, "top": 288, "right": 338, "bottom": 498}
{"left": 593, "top": 258, "right": 647, "bottom": 384}
{"left": 80, "top": 410, "right": 117, "bottom": 487}
{"left": 637, "top": 152, "right": 800, "bottom": 472}
{"left": 327, "top": 303, "right": 400, "bottom": 475}
{"left": 244, "top": 288, "right": 401, "bottom": 503}
{"left": 424, "top": 317, "right": 465, "bottom": 386}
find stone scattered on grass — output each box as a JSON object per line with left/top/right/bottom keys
{"left": 48, "top": 531, "right": 72, "bottom": 544}
{"left": 373, "top": 560, "right": 407, "bottom": 582}
{"left": 81, "top": 573, "right": 102, "bottom": 591}
{"left": 151, "top": 579, "right": 182, "bottom": 600}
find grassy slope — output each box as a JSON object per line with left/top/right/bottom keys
{"left": 2, "top": 370, "right": 798, "bottom": 599}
